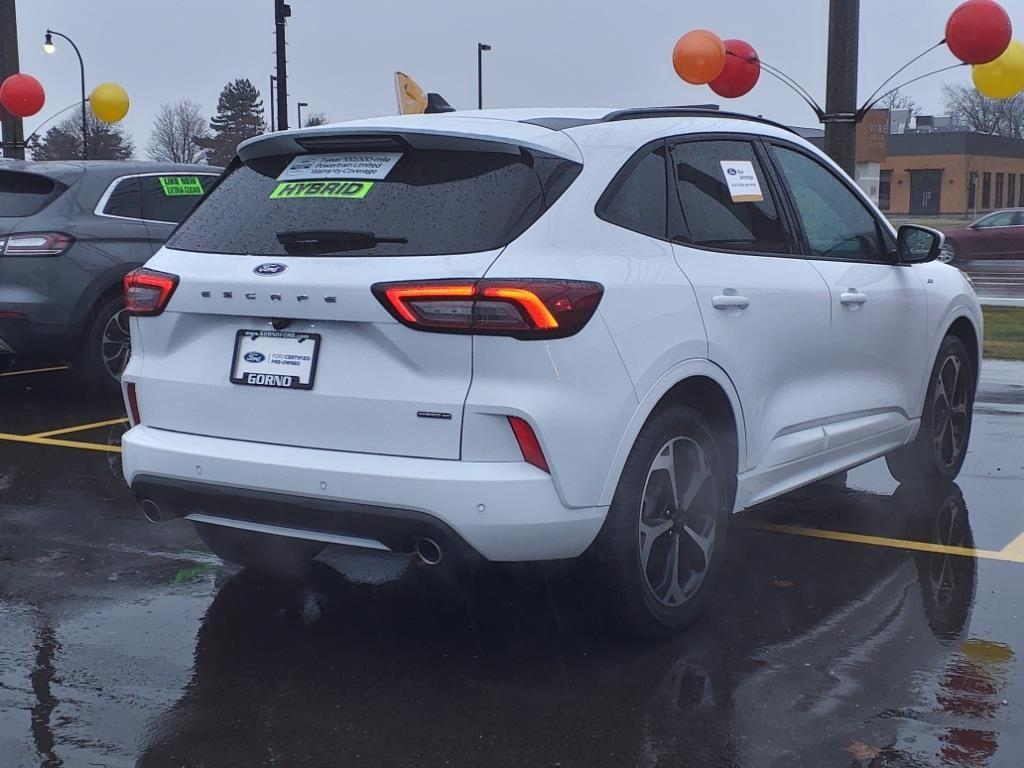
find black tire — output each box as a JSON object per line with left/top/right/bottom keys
{"left": 74, "top": 293, "right": 131, "bottom": 393}
{"left": 592, "top": 404, "right": 733, "bottom": 639}
{"left": 193, "top": 521, "right": 325, "bottom": 575}
{"left": 886, "top": 335, "right": 975, "bottom": 485}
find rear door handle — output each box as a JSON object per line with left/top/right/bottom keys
{"left": 840, "top": 290, "right": 868, "bottom": 306}
{"left": 711, "top": 294, "right": 751, "bottom": 310}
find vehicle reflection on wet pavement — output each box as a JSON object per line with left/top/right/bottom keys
{"left": 0, "top": 366, "right": 1022, "bottom": 767}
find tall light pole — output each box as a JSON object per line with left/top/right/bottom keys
{"left": 824, "top": 0, "right": 860, "bottom": 177}
{"left": 0, "top": 0, "right": 25, "bottom": 159}
{"left": 44, "top": 30, "right": 88, "bottom": 161}
{"left": 269, "top": 74, "right": 277, "bottom": 131}
{"left": 297, "top": 101, "right": 308, "bottom": 128}
{"left": 274, "top": 0, "right": 291, "bottom": 131}
{"left": 477, "top": 43, "right": 491, "bottom": 110}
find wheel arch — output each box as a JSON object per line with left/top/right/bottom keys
{"left": 946, "top": 314, "right": 981, "bottom": 386}
{"left": 599, "top": 360, "right": 746, "bottom": 509}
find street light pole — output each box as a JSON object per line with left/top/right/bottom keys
{"left": 823, "top": 0, "right": 860, "bottom": 177}
{"left": 44, "top": 30, "right": 88, "bottom": 161}
{"left": 269, "top": 75, "right": 277, "bottom": 131}
{"left": 477, "top": 43, "right": 491, "bottom": 110}
{"left": 297, "top": 101, "right": 308, "bottom": 128}
{"left": 274, "top": 0, "right": 291, "bottom": 131}
{"left": 0, "top": 0, "right": 25, "bottom": 159}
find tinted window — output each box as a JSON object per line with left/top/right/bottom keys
{"left": 140, "top": 175, "right": 217, "bottom": 223}
{"left": 668, "top": 140, "right": 790, "bottom": 254}
{"left": 772, "top": 145, "right": 885, "bottom": 262}
{"left": 102, "top": 177, "right": 142, "bottom": 218}
{"left": 169, "top": 148, "right": 581, "bottom": 257}
{"left": 977, "top": 211, "right": 1014, "bottom": 227}
{"left": 598, "top": 145, "right": 667, "bottom": 239}
{"left": 0, "top": 171, "right": 66, "bottom": 217}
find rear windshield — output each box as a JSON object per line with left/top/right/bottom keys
{"left": 167, "top": 146, "right": 581, "bottom": 257}
{"left": 0, "top": 170, "right": 67, "bottom": 217}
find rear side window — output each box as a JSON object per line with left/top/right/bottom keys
{"left": 103, "top": 177, "right": 142, "bottom": 218}
{"left": 168, "top": 147, "right": 581, "bottom": 257}
{"left": 668, "top": 140, "right": 790, "bottom": 254}
{"left": 139, "top": 175, "right": 217, "bottom": 223}
{"left": 0, "top": 171, "right": 67, "bottom": 217}
{"left": 597, "top": 144, "right": 667, "bottom": 239}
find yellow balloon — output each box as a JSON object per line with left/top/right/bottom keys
{"left": 972, "top": 40, "right": 1024, "bottom": 99}
{"left": 89, "top": 82, "right": 130, "bottom": 122}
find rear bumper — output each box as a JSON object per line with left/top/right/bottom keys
{"left": 121, "top": 426, "right": 607, "bottom": 562}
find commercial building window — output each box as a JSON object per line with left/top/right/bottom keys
{"left": 1019, "top": 174, "right": 1024, "bottom": 206}
{"left": 983, "top": 173, "right": 992, "bottom": 209}
{"left": 879, "top": 170, "right": 892, "bottom": 210}
{"left": 968, "top": 171, "right": 978, "bottom": 211}
{"left": 996, "top": 173, "right": 1005, "bottom": 208}
{"left": 1010, "top": 174, "right": 1017, "bottom": 211}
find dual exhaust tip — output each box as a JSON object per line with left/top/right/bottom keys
{"left": 138, "top": 497, "right": 445, "bottom": 567}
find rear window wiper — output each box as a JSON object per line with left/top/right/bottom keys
{"left": 276, "top": 229, "right": 408, "bottom": 255}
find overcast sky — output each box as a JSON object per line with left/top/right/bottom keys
{"left": 13, "top": 0, "right": 1024, "bottom": 155}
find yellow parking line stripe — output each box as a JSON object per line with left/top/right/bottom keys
{"left": 30, "top": 417, "right": 129, "bottom": 438}
{"left": 743, "top": 521, "right": 1024, "bottom": 564}
{"left": 0, "top": 432, "right": 121, "bottom": 454}
{"left": 0, "top": 365, "right": 68, "bottom": 378}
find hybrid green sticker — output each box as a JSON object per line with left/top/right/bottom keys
{"left": 270, "top": 180, "right": 373, "bottom": 200}
{"left": 159, "top": 176, "right": 205, "bottom": 197}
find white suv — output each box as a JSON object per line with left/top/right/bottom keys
{"left": 121, "top": 107, "right": 981, "bottom": 637}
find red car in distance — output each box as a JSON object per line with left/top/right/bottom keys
{"left": 941, "top": 209, "right": 1024, "bottom": 263}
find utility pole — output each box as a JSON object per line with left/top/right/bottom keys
{"left": 269, "top": 74, "right": 276, "bottom": 131}
{"left": 0, "top": 0, "right": 26, "bottom": 159}
{"left": 274, "top": 0, "right": 290, "bottom": 131}
{"left": 824, "top": 0, "right": 860, "bottom": 177}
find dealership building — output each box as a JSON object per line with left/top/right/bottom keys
{"left": 802, "top": 110, "right": 1024, "bottom": 218}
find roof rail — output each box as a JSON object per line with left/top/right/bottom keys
{"left": 601, "top": 106, "right": 800, "bottom": 136}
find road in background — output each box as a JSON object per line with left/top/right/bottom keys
{"left": 960, "top": 260, "right": 1024, "bottom": 305}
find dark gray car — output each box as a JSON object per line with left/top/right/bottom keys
{"left": 0, "top": 161, "right": 221, "bottom": 388}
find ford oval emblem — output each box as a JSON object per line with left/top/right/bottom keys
{"left": 254, "top": 263, "right": 287, "bottom": 276}
{"left": 244, "top": 351, "right": 266, "bottom": 363}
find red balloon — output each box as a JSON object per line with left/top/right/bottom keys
{"left": 946, "top": 0, "right": 1012, "bottom": 65}
{"left": 0, "top": 73, "right": 45, "bottom": 118}
{"left": 710, "top": 39, "right": 761, "bottom": 98}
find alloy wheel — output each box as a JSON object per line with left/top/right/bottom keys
{"left": 101, "top": 308, "right": 131, "bottom": 382}
{"left": 638, "top": 437, "right": 718, "bottom": 607}
{"left": 932, "top": 354, "right": 970, "bottom": 471}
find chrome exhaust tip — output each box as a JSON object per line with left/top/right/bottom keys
{"left": 139, "top": 498, "right": 163, "bottom": 523}
{"left": 414, "top": 537, "right": 443, "bottom": 566}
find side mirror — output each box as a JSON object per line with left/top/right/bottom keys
{"left": 897, "top": 224, "right": 944, "bottom": 264}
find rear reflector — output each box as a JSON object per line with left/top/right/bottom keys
{"left": 124, "top": 268, "right": 179, "bottom": 316}
{"left": 372, "top": 279, "right": 603, "bottom": 339}
{"left": 507, "top": 416, "right": 550, "bottom": 473}
{"left": 126, "top": 383, "right": 141, "bottom": 426}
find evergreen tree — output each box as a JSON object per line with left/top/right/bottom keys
{"left": 30, "top": 113, "right": 134, "bottom": 161}
{"left": 205, "top": 79, "right": 266, "bottom": 166}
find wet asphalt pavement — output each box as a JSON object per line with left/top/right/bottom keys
{"left": 1, "top": 364, "right": 1023, "bottom": 767}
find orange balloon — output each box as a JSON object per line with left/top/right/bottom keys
{"left": 673, "top": 30, "right": 727, "bottom": 85}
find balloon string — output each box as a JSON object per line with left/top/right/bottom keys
{"left": 757, "top": 60, "right": 825, "bottom": 118}
{"left": 857, "top": 39, "right": 946, "bottom": 117}
{"left": 858, "top": 62, "right": 969, "bottom": 119}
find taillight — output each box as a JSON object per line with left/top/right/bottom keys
{"left": 372, "top": 279, "right": 604, "bottom": 339}
{"left": 124, "top": 268, "right": 179, "bottom": 316}
{"left": 0, "top": 232, "right": 74, "bottom": 256}
{"left": 508, "top": 416, "right": 549, "bottom": 473}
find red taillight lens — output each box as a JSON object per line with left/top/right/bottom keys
{"left": 372, "top": 279, "right": 603, "bottom": 339}
{"left": 507, "top": 416, "right": 549, "bottom": 473}
{"left": 124, "top": 268, "right": 179, "bottom": 316}
{"left": 1, "top": 232, "right": 74, "bottom": 256}
{"left": 126, "top": 382, "right": 141, "bottom": 426}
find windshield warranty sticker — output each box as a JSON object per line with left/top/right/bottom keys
{"left": 278, "top": 152, "right": 402, "bottom": 181}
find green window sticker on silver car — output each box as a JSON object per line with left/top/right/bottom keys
{"left": 270, "top": 180, "right": 373, "bottom": 200}
{"left": 159, "top": 176, "right": 206, "bottom": 197}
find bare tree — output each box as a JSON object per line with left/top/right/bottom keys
{"left": 147, "top": 100, "right": 210, "bottom": 163}
{"left": 943, "top": 84, "right": 1024, "bottom": 137}
{"left": 304, "top": 112, "right": 329, "bottom": 127}
{"left": 879, "top": 89, "right": 918, "bottom": 116}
